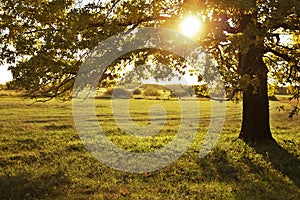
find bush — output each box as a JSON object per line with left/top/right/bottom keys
{"left": 133, "top": 88, "right": 142, "bottom": 95}
{"left": 268, "top": 95, "right": 278, "bottom": 101}
{"left": 143, "top": 87, "right": 160, "bottom": 96}
{"left": 104, "top": 88, "right": 132, "bottom": 98}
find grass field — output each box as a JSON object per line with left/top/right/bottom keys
{"left": 0, "top": 95, "right": 299, "bottom": 199}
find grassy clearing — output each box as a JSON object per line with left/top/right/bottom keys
{"left": 0, "top": 96, "right": 299, "bottom": 199}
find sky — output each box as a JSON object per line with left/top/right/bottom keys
{"left": 142, "top": 74, "right": 199, "bottom": 85}
{"left": 0, "top": 65, "right": 12, "bottom": 84}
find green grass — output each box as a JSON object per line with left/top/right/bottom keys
{"left": 0, "top": 96, "right": 299, "bottom": 199}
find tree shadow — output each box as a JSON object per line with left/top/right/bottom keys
{"left": 0, "top": 170, "right": 71, "bottom": 199}
{"left": 196, "top": 139, "right": 300, "bottom": 199}
{"left": 246, "top": 139, "right": 300, "bottom": 188}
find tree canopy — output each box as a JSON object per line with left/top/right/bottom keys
{"left": 1, "top": 0, "right": 298, "bottom": 96}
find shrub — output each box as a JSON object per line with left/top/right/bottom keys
{"left": 143, "top": 87, "right": 160, "bottom": 96}
{"left": 133, "top": 88, "right": 142, "bottom": 95}
{"left": 268, "top": 95, "right": 278, "bottom": 101}
{"left": 104, "top": 88, "right": 132, "bottom": 98}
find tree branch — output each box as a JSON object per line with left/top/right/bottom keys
{"left": 265, "top": 48, "right": 291, "bottom": 61}
{"left": 271, "top": 23, "right": 299, "bottom": 32}
{"left": 197, "top": 88, "right": 242, "bottom": 102}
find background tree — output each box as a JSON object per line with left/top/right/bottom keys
{"left": 1, "top": 0, "right": 299, "bottom": 142}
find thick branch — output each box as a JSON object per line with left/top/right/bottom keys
{"left": 271, "top": 23, "right": 299, "bottom": 32}
{"left": 265, "top": 48, "right": 291, "bottom": 61}
{"left": 197, "top": 88, "right": 242, "bottom": 102}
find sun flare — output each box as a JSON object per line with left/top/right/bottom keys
{"left": 180, "top": 16, "right": 202, "bottom": 38}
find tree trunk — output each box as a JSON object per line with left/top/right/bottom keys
{"left": 238, "top": 46, "right": 273, "bottom": 142}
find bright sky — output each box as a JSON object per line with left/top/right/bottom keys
{"left": 143, "top": 74, "right": 199, "bottom": 85}
{"left": 0, "top": 65, "right": 12, "bottom": 84}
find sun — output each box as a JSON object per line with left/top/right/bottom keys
{"left": 180, "top": 16, "right": 202, "bottom": 38}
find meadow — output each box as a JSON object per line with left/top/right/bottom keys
{"left": 0, "top": 95, "right": 299, "bottom": 199}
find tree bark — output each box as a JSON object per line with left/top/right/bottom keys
{"left": 238, "top": 46, "right": 274, "bottom": 142}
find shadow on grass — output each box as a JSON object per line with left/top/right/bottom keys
{"left": 247, "top": 139, "right": 300, "bottom": 188}
{"left": 0, "top": 170, "right": 71, "bottom": 199}
{"left": 196, "top": 139, "right": 300, "bottom": 199}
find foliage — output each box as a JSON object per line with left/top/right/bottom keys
{"left": 268, "top": 84, "right": 278, "bottom": 96}
{"left": 268, "top": 84, "right": 279, "bottom": 101}
{"left": 193, "top": 84, "right": 209, "bottom": 98}
{"left": 0, "top": 84, "right": 6, "bottom": 90}
{"left": 132, "top": 88, "right": 142, "bottom": 95}
{"left": 104, "top": 87, "right": 132, "bottom": 98}
{"left": 143, "top": 87, "right": 160, "bottom": 96}
{"left": 140, "top": 84, "right": 171, "bottom": 91}
{"left": 167, "top": 84, "right": 195, "bottom": 97}
{"left": 133, "top": 84, "right": 197, "bottom": 98}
